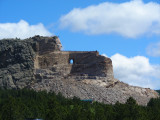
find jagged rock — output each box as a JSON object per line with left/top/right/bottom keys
{"left": 0, "top": 35, "right": 159, "bottom": 105}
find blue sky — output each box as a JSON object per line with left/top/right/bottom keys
{"left": 0, "top": 0, "right": 160, "bottom": 89}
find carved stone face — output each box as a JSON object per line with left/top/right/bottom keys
{"left": 55, "top": 37, "right": 62, "bottom": 50}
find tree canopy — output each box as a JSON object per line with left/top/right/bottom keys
{"left": 0, "top": 88, "right": 159, "bottom": 120}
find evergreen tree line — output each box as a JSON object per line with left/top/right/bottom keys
{"left": 156, "top": 90, "right": 160, "bottom": 95}
{"left": 0, "top": 88, "right": 159, "bottom": 120}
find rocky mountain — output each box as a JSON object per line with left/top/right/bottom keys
{"left": 0, "top": 36, "right": 159, "bottom": 105}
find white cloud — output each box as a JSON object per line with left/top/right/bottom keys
{"left": 0, "top": 20, "right": 52, "bottom": 39}
{"left": 147, "top": 42, "right": 160, "bottom": 57}
{"left": 60, "top": 0, "right": 160, "bottom": 38}
{"left": 103, "top": 53, "right": 160, "bottom": 89}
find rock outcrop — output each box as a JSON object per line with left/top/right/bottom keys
{"left": 0, "top": 36, "right": 159, "bottom": 105}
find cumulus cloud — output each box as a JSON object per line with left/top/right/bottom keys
{"left": 0, "top": 20, "right": 52, "bottom": 39}
{"left": 60, "top": 0, "right": 160, "bottom": 38}
{"left": 147, "top": 42, "right": 160, "bottom": 57}
{"left": 103, "top": 53, "right": 160, "bottom": 89}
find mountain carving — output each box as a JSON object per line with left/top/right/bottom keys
{"left": 0, "top": 36, "right": 159, "bottom": 105}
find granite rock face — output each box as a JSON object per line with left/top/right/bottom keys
{"left": 0, "top": 36, "right": 159, "bottom": 105}
{"left": 0, "top": 39, "right": 35, "bottom": 89}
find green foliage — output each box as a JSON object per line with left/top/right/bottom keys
{"left": 0, "top": 88, "right": 160, "bottom": 120}
{"left": 156, "top": 90, "right": 160, "bottom": 95}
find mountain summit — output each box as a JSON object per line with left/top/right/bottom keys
{"left": 0, "top": 36, "right": 158, "bottom": 105}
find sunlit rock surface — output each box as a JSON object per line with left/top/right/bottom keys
{"left": 0, "top": 36, "right": 159, "bottom": 105}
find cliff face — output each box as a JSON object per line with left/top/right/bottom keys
{"left": 0, "top": 36, "right": 159, "bottom": 105}
{"left": 0, "top": 39, "right": 35, "bottom": 89}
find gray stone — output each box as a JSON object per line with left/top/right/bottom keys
{"left": 0, "top": 35, "right": 159, "bottom": 105}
